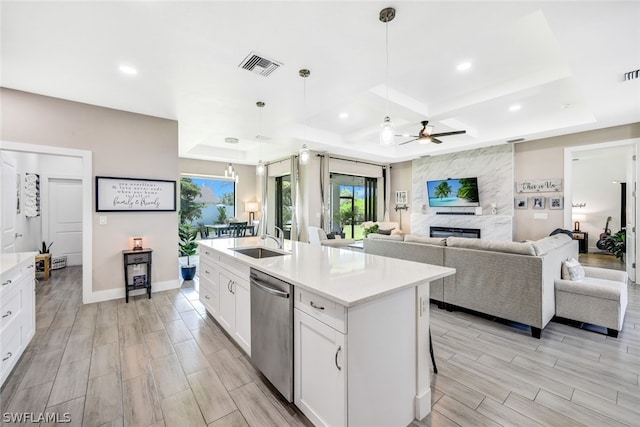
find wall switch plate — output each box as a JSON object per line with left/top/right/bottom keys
{"left": 99, "top": 216, "right": 107, "bottom": 225}
{"left": 534, "top": 213, "right": 548, "bottom": 220}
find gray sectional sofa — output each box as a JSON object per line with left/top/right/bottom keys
{"left": 364, "top": 233, "right": 579, "bottom": 338}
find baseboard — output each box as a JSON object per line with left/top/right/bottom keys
{"left": 83, "top": 279, "right": 181, "bottom": 304}
{"left": 415, "top": 388, "right": 432, "bottom": 420}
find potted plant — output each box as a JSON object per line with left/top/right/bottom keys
{"left": 179, "top": 224, "right": 198, "bottom": 280}
{"left": 604, "top": 230, "right": 626, "bottom": 261}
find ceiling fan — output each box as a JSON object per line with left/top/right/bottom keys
{"left": 398, "top": 120, "right": 466, "bottom": 145}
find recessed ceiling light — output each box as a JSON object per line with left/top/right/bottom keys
{"left": 339, "top": 112, "right": 349, "bottom": 119}
{"left": 509, "top": 104, "right": 521, "bottom": 112}
{"left": 456, "top": 62, "right": 471, "bottom": 71}
{"left": 119, "top": 64, "right": 138, "bottom": 75}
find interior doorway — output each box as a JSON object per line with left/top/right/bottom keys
{"left": 564, "top": 139, "right": 639, "bottom": 282}
{"left": 0, "top": 141, "right": 93, "bottom": 302}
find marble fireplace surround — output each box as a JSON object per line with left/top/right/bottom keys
{"left": 411, "top": 145, "right": 514, "bottom": 241}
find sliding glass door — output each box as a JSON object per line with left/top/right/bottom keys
{"left": 275, "top": 175, "right": 292, "bottom": 239}
{"left": 330, "top": 174, "right": 377, "bottom": 239}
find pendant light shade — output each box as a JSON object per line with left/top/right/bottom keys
{"left": 380, "top": 116, "right": 395, "bottom": 146}
{"left": 256, "top": 101, "right": 265, "bottom": 176}
{"left": 379, "top": 7, "right": 396, "bottom": 146}
{"left": 299, "top": 144, "right": 310, "bottom": 165}
{"left": 256, "top": 160, "right": 265, "bottom": 176}
{"left": 299, "top": 69, "right": 311, "bottom": 166}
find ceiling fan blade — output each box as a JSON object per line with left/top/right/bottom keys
{"left": 395, "top": 134, "right": 419, "bottom": 138}
{"left": 431, "top": 138, "right": 443, "bottom": 144}
{"left": 430, "top": 130, "right": 466, "bottom": 138}
{"left": 399, "top": 138, "right": 419, "bottom": 146}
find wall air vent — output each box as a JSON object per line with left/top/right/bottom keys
{"left": 507, "top": 138, "right": 525, "bottom": 143}
{"left": 624, "top": 69, "right": 639, "bottom": 81}
{"left": 239, "top": 52, "right": 283, "bottom": 77}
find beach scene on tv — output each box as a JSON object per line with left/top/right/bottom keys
{"left": 427, "top": 178, "right": 480, "bottom": 207}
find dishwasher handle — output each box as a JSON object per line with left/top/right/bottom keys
{"left": 251, "top": 278, "right": 290, "bottom": 299}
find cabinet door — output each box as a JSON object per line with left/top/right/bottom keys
{"left": 233, "top": 277, "right": 251, "bottom": 356}
{"left": 294, "top": 309, "right": 346, "bottom": 427}
{"left": 20, "top": 272, "right": 35, "bottom": 344}
{"left": 218, "top": 271, "right": 235, "bottom": 334}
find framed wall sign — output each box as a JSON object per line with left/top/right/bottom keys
{"left": 516, "top": 179, "right": 562, "bottom": 193}
{"left": 96, "top": 176, "right": 176, "bottom": 212}
{"left": 395, "top": 190, "right": 408, "bottom": 206}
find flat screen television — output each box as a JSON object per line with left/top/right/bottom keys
{"left": 426, "top": 177, "right": 480, "bottom": 207}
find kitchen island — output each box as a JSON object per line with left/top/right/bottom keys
{"left": 198, "top": 237, "right": 455, "bottom": 426}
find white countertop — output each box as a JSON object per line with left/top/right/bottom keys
{"left": 198, "top": 237, "right": 455, "bottom": 307}
{"left": 0, "top": 252, "right": 37, "bottom": 275}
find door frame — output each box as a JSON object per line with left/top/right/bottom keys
{"left": 564, "top": 137, "right": 639, "bottom": 281}
{"left": 0, "top": 141, "right": 93, "bottom": 302}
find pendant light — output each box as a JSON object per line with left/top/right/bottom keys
{"left": 379, "top": 7, "right": 396, "bottom": 146}
{"left": 224, "top": 137, "right": 239, "bottom": 183}
{"left": 256, "top": 101, "right": 265, "bottom": 176}
{"left": 299, "top": 68, "right": 311, "bottom": 165}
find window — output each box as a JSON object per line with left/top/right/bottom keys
{"left": 180, "top": 176, "right": 235, "bottom": 232}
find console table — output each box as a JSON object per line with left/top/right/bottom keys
{"left": 572, "top": 232, "right": 588, "bottom": 254}
{"left": 122, "top": 248, "right": 152, "bottom": 303}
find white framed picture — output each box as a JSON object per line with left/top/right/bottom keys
{"left": 549, "top": 196, "right": 564, "bottom": 210}
{"left": 395, "top": 190, "right": 408, "bottom": 206}
{"left": 514, "top": 197, "right": 527, "bottom": 209}
{"left": 531, "top": 196, "right": 545, "bottom": 210}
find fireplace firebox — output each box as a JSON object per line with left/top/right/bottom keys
{"left": 430, "top": 226, "right": 481, "bottom": 239}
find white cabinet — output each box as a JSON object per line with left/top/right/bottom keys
{"left": 1, "top": 254, "right": 35, "bottom": 387}
{"left": 218, "top": 269, "right": 251, "bottom": 355}
{"left": 198, "top": 244, "right": 250, "bottom": 356}
{"left": 294, "top": 308, "right": 346, "bottom": 427}
{"left": 294, "top": 286, "right": 419, "bottom": 427}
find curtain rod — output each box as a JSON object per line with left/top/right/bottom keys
{"left": 317, "top": 153, "right": 388, "bottom": 168}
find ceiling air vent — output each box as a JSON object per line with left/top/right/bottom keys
{"left": 239, "top": 52, "right": 283, "bottom": 77}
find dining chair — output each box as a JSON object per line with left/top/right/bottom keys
{"left": 230, "top": 222, "right": 248, "bottom": 237}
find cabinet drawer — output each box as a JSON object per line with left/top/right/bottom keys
{"left": 125, "top": 253, "right": 150, "bottom": 265}
{"left": 0, "top": 287, "right": 22, "bottom": 334}
{"left": 295, "top": 288, "right": 346, "bottom": 333}
{"left": 199, "top": 258, "right": 218, "bottom": 284}
{"left": 199, "top": 277, "right": 219, "bottom": 314}
{"left": 199, "top": 246, "right": 219, "bottom": 263}
{"left": 1, "top": 324, "right": 21, "bottom": 378}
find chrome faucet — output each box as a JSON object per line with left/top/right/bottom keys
{"left": 261, "top": 226, "right": 284, "bottom": 249}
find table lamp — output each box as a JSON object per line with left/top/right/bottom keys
{"left": 133, "top": 237, "right": 143, "bottom": 250}
{"left": 245, "top": 202, "right": 259, "bottom": 223}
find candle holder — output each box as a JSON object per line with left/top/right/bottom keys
{"left": 133, "top": 237, "right": 143, "bottom": 251}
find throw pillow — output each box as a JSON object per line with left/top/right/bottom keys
{"left": 377, "top": 228, "right": 394, "bottom": 235}
{"left": 561, "top": 258, "right": 585, "bottom": 281}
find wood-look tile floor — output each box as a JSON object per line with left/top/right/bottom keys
{"left": 0, "top": 266, "right": 312, "bottom": 427}
{"left": 2, "top": 266, "right": 639, "bottom": 426}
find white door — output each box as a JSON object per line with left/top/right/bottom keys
{"left": 1, "top": 153, "right": 17, "bottom": 253}
{"left": 48, "top": 178, "right": 83, "bottom": 266}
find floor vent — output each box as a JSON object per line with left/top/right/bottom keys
{"left": 239, "top": 52, "right": 282, "bottom": 77}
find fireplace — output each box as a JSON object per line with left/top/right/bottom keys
{"left": 430, "top": 226, "right": 481, "bottom": 239}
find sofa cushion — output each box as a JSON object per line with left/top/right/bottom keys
{"left": 561, "top": 258, "right": 585, "bottom": 281}
{"left": 367, "top": 233, "right": 404, "bottom": 241}
{"left": 446, "top": 237, "right": 536, "bottom": 256}
{"left": 404, "top": 235, "right": 447, "bottom": 246}
{"left": 533, "top": 234, "right": 572, "bottom": 256}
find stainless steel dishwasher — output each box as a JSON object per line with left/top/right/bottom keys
{"left": 250, "top": 268, "right": 293, "bottom": 402}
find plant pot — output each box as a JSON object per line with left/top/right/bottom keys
{"left": 181, "top": 265, "right": 197, "bottom": 281}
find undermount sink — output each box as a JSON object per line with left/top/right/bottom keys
{"left": 230, "top": 247, "right": 288, "bottom": 259}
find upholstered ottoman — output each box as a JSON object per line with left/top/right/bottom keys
{"left": 555, "top": 266, "right": 628, "bottom": 337}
